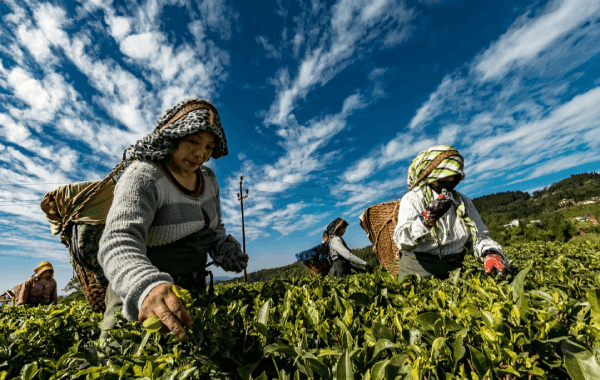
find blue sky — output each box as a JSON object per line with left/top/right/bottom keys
{"left": 1, "top": 0, "right": 600, "bottom": 295}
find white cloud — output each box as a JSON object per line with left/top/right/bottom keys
{"left": 198, "top": 0, "right": 238, "bottom": 40}
{"left": 106, "top": 15, "right": 132, "bottom": 41}
{"left": 474, "top": 0, "right": 600, "bottom": 81}
{"left": 120, "top": 32, "right": 160, "bottom": 60}
{"left": 0, "top": 0, "right": 235, "bottom": 239}
{"left": 256, "top": 36, "right": 282, "bottom": 59}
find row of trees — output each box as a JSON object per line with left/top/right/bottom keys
{"left": 473, "top": 172, "right": 600, "bottom": 225}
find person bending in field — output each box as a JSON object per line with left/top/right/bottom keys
{"left": 326, "top": 218, "right": 373, "bottom": 278}
{"left": 393, "top": 145, "right": 509, "bottom": 281}
{"left": 16, "top": 261, "right": 58, "bottom": 306}
{"left": 98, "top": 98, "right": 248, "bottom": 341}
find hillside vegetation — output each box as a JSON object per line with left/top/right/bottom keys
{"left": 473, "top": 172, "right": 600, "bottom": 225}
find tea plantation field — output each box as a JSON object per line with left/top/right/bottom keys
{"left": 2, "top": 240, "right": 600, "bottom": 380}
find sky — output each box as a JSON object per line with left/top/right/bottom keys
{"left": 1, "top": 0, "right": 600, "bottom": 295}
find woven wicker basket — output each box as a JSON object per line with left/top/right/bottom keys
{"left": 72, "top": 256, "right": 106, "bottom": 312}
{"left": 359, "top": 199, "right": 401, "bottom": 276}
{"left": 304, "top": 259, "right": 331, "bottom": 277}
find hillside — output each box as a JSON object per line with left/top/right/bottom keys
{"left": 473, "top": 172, "right": 600, "bottom": 224}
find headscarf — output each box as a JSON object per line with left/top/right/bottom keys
{"left": 114, "top": 98, "right": 228, "bottom": 179}
{"left": 34, "top": 261, "right": 54, "bottom": 277}
{"left": 326, "top": 218, "right": 348, "bottom": 237}
{"left": 407, "top": 145, "right": 479, "bottom": 252}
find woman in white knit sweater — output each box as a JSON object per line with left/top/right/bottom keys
{"left": 98, "top": 98, "right": 248, "bottom": 341}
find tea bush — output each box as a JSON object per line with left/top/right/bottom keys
{"left": 2, "top": 240, "right": 600, "bottom": 380}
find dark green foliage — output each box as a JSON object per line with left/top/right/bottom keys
{"left": 472, "top": 190, "right": 531, "bottom": 214}
{"left": 474, "top": 172, "right": 600, "bottom": 225}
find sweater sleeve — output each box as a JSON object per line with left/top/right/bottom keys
{"left": 462, "top": 195, "right": 505, "bottom": 261}
{"left": 330, "top": 237, "right": 367, "bottom": 266}
{"left": 393, "top": 192, "right": 430, "bottom": 252}
{"left": 98, "top": 165, "right": 173, "bottom": 321}
{"left": 16, "top": 279, "right": 32, "bottom": 306}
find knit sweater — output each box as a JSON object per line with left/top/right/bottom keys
{"left": 98, "top": 160, "right": 227, "bottom": 321}
{"left": 393, "top": 188, "right": 504, "bottom": 261}
{"left": 16, "top": 277, "right": 58, "bottom": 305}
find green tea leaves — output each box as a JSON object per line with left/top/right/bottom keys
{"left": 20, "top": 362, "right": 38, "bottom": 380}
{"left": 142, "top": 315, "right": 162, "bottom": 333}
{"left": 562, "top": 340, "right": 600, "bottom": 380}
{"left": 2, "top": 240, "right": 600, "bottom": 379}
{"left": 172, "top": 285, "right": 194, "bottom": 309}
{"left": 336, "top": 350, "right": 353, "bottom": 380}
{"left": 511, "top": 265, "right": 532, "bottom": 302}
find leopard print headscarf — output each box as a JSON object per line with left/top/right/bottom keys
{"left": 112, "top": 98, "right": 228, "bottom": 179}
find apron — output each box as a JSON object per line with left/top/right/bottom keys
{"left": 328, "top": 259, "right": 367, "bottom": 279}
{"left": 328, "top": 260, "right": 352, "bottom": 279}
{"left": 27, "top": 294, "right": 50, "bottom": 306}
{"left": 100, "top": 229, "right": 217, "bottom": 340}
{"left": 396, "top": 250, "right": 465, "bottom": 281}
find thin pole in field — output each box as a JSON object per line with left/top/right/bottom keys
{"left": 237, "top": 176, "right": 249, "bottom": 283}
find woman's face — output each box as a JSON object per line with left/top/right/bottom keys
{"left": 337, "top": 226, "right": 347, "bottom": 236}
{"left": 431, "top": 175, "right": 461, "bottom": 193}
{"left": 39, "top": 270, "right": 52, "bottom": 280}
{"left": 432, "top": 175, "right": 456, "bottom": 186}
{"left": 168, "top": 131, "right": 216, "bottom": 176}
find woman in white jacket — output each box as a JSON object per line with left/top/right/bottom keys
{"left": 393, "top": 145, "right": 509, "bottom": 281}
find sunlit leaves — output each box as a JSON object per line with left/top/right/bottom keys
{"left": 1, "top": 240, "right": 600, "bottom": 379}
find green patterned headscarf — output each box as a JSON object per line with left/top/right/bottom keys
{"left": 407, "top": 145, "right": 479, "bottom": 254}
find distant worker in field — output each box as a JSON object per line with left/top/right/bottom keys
{"left": 98, "top": 98, "right": 248, "bottom": 341}
{"left": 16, "top": 261, "right": 58, "bottom": 306}
{"left": 326, "top": 218, "right": 373, "bottom": 278}
{"left": 393, "top": 145, "right": 509, "bottom": 281}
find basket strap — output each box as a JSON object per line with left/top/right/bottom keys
{"left": 407, "top": 150, "right": 462, "bottom": 193}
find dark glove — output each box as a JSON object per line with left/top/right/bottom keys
{"left": 420, "top": 188, "right": 453, "bottom": 228}
{"left": 210, "top": 235, "right": 249, "bottom": 273}
{"left": 365, "top": 264, "right": 374, "bottom": 273}
{"left": 483, "top": 251, "right": 510, "bottom": 277}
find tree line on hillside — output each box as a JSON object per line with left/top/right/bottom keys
{"left": 473, "top": 172, "right": 600, "bottom": 224}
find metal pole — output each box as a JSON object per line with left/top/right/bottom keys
{"left": 238, "top": 176, "right": 249, "bottom": 283}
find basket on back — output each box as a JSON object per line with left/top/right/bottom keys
{"left": 359, "top": 200, "right": 401, "bottom": 276}
{"left": 295, "top": 243, "right": 331, "bottom": 277}
{"left": 40, "top": 164, "right": 124, "bottom": 312}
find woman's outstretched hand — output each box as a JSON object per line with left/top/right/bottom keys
{"left": 483, "top": 252, "right": 510, "bottom": 277}
{"left": 138, "top": 283, "right": 193, "bottom": 340}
